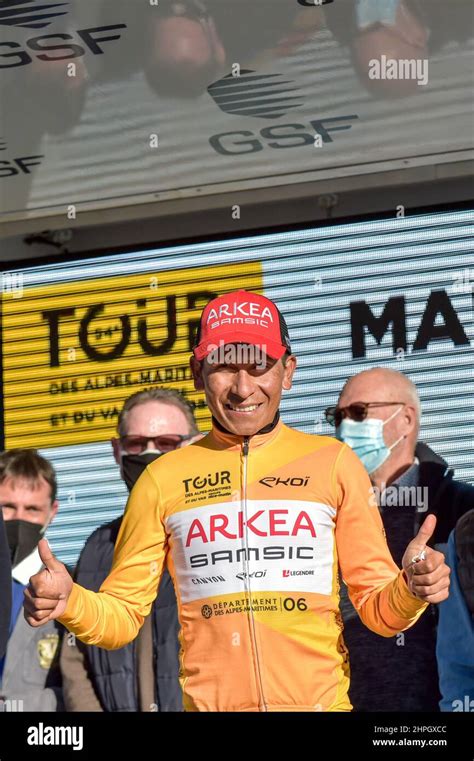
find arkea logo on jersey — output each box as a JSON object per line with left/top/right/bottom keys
{"left": 185, "top": 508, "right": 317, "bottom": 547}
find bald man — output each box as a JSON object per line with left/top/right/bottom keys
{"left": 144, "top": 1, "right": 314, "bottom": 98}
{"left": 324, "top": 368, "right": 474, "bottom": 711}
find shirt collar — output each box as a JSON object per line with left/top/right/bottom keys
{"left": 391, "top": 457, "right": 420, "bottom": 488}
{"left": 12, "top": 546, "right": 43, "bottom": 586}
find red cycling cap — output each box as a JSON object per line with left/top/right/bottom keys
{"left": 193, "top": 290, "right": 292, "bottom": 361}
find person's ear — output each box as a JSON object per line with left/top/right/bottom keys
{"left": 190, "top": 356, "right": 204, "bottom": 391}
{"left": 111, "top": 437, "right": 121, "bottom": 466}
{"left": 403, "top": 404, "right": 417, "bottom": 435}
{"left": 48, "top": 500, "right": 59, "bottom": 524}
{"left": 282, "top": 355, "right": 297, "bottom": 391}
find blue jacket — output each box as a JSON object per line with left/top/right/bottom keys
{"left": 437, "top": 529, "right": 474, "bottom": 711}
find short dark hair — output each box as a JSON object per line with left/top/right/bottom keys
{"left": 117, "top": 387, "right": 199, "bottom": 438}
{"left": 0, "top": 449, "right": 57, "bottom": 502}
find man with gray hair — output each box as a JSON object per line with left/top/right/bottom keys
{"left": 60, "top": 387, "right": 200, "bottom": 712}
{"left": 0, "top": 510, "right": 11, "bottom": 660}
{"left": 325, "top": 367, "right": 474, "bottom": 711}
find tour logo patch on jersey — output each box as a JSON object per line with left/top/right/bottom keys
{"left": 182, "top": 470, "right": 232, "bottom": 504}
{"left": 166, "top": 499, "right": 336, "bottom": 603}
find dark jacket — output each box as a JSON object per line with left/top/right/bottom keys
{"left": 341, "top": 442, "right": 474, "bottom": 712}
{"left": 63, "top": 517, "right": 182, "bottom": 712}
{"left": 455, "top": 509, "right": 474, "bottom": 615}
{"left": 0, "top": 511, "right": 11, "bottom": 660}
{"left": 436, "top": 516, "right": 474, "bottom": 710}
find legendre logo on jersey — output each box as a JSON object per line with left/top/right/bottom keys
{"left": 207, "top": 300, "right": 274, "bottom": 330}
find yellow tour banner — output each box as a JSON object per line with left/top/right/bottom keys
{"left": 2, "top": 260, "right": 263, "bottom": 448}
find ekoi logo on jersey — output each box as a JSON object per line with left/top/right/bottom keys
{"left": 207, "top": 301, "right": 274, "bottom": 330}
{"left": 185, "top": 508, "right": 317, "bottom": 547}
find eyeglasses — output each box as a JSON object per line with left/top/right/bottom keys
{"left": 324, "top": 402, "right": 405, "bottom": 428}
{"left": 168, "top": 1, "right": 210, "bottom": 20}
{"left": 120, "top": 434, "right": 193, "bottom": 454}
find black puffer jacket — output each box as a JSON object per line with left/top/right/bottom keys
{"left": 74, "top": 517, "right": 181, "bottom": 712}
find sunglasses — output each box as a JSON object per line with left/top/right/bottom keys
{"left": 120, "top": 434, "right": 193, "bottom": 454}
{"left": 324, "top": 402, "right": 405, "bottom": 428}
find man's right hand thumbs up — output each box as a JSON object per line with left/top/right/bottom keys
{"left": 24, "top": 538, "right": 73, "bottom": 627}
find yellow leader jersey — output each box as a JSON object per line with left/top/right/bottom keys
{"left": 58, "top": 420, "right": 427, "bottom": 712}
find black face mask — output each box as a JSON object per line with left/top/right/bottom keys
{"left": 121, "top": 452, "right": 165, "bottom": 492}
{"left": 5, "top": 519, "right": 45, "bottom": 567}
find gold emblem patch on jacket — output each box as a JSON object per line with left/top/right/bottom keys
{"left": 37, "top": 633, "right": 59, "bottom": 669}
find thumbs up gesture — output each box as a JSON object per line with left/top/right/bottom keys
{"left": 24, "top": 538, "right": 73, "bottom": 627}
{"left": 401, "top": 514, "right": 450, "bottom": 603}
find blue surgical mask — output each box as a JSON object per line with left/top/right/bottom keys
{"left": 336, "top": 405, "right": 405, "bottom": 475}
{"left": 356, "top": 0, "right": 400, "bottom": 30}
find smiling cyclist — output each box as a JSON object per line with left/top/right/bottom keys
{"left": 24, "top": 290, "right": 450, "bottom": 712}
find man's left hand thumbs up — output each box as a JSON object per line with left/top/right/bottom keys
{"left": 402, "top": 514, "right": 450, "bottom": 603}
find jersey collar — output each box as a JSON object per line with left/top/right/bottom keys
{"left": 209, "top": 411, "right": 283, "bottom": 451}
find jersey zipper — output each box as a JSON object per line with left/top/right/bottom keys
{"left": 241, "top": 436, "right": 267, "bottom": 712}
